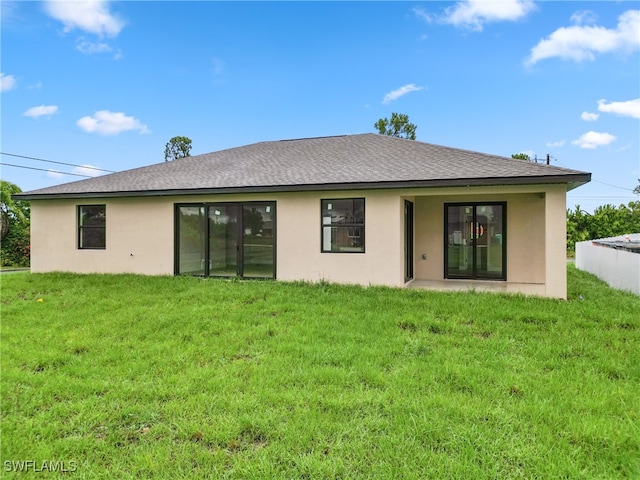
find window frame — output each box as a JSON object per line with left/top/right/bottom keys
{"left": 320, "top": 198, "right": 365, "bottom": 254}
{"left": 78, "top": 204, "right": 106, "bottom": 250}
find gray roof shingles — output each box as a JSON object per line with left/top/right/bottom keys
{"left": 16, "top": 134, "right": 591, "bottom": 199}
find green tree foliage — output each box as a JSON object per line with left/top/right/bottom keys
{"left": 1, "top": 180, "right": 30, "bottom": 267}
{"left": 566, "top": 201, "right": 640, "bottom": 252}
{"left": 1, "top": 180, "right": 28, "bottom": 240}
{"left": 511, "top": 153, "right": 531, "bottom": 161}
{"left": 374, "top": 113, "right": 417, "bottom": 140}
{"left": 164, "top": 136, "right": 192, "bottom": 162}
{"left": 634, "top": 179, "right": 639, "bottom": 195}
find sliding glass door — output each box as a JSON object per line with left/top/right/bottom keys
{"left": 176, "top": 202, "right": 275, "bottom": 279}
{"left": 445, "top": 203, "right": 505, "bottom": 280}
{"left": 242, "top": 205, "right": 275, "bottom": 278}
{"left": 209, "top": 205, "right": 239, "bottom": 277}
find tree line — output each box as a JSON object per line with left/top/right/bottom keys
{"left": 566, "top": 201, "right": 640, "bottom": 252}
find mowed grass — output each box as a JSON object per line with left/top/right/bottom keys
{"left": 1, "top": 267, "right": 639, "bottom": 479}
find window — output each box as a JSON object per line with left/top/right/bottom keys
{"left": 321, "top": 198, "right": 365, "bottom": 253}
{"left": 78, "top": 205, "right": 106, "bottom": 249}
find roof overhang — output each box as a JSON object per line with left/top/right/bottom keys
{"left": 13, "top": 173, "right": 591, "bottom": 201}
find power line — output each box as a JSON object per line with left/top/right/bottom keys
{"left": 0, "top": 162, "right": 93, "bottom": 178}
{"left": 550, "top": 155, "right": 634, "bottom": 192}
{"left": 0, "top": 152, "right": 115, "bottom": 173}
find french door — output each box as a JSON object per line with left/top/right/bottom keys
{"left": 176, "top": 202, "right": 276, "bottom": 279}
{"left": 445, "top": 203, "right": 505, "bottom": 280}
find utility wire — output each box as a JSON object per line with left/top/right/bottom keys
{"left": 0, "top": 162, "right": 93, "bottom": 178}
{"left": 550, "top": 155, "right": 634, "bottom": 192}
{"left": 0, "top": 152, "right": 115, "bottom": 173}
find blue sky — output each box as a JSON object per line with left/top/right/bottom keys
{"left": 1, "top": 0, "right": 638, "bottom": 213}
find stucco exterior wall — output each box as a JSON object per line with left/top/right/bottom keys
{"left": 413, "top": 189, "right": 546, "bottom": 284}
{"left": 30, "top": 198, "right": 175, "bottom": 275}
{"left": 30, "top": 191, "right": 405, "bottom": 286}
{"left": 544, "top": 186, "right": 568, "bottom": 299}
{"left": 275, "top": 190, "right": 404, "bottom": 286}
{"left": 29, "top": 183, "right": 568, "bottom": 297}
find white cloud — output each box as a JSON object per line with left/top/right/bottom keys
{"left": 581, "top": 111, "right": 599, "bottom": 122}
{"left": 526, "top": 10, "right": 640, "bottom": 65}
{"left": 441, "top": 0, "right": 535, "bottom": 31}
{"left": 76, "top": 38, "right": 112, "bottom": 54}
{"left": 44, "top": 0, "right": 124, "bottom": 37}
{"left": 1, "top": 73, "right": 16, "bottom": 92}
{"left": 46, "top": 165, "right": 104, "bottom": 179}
{"left": 382, "top": 84, "right": 424, "bottom": 105}
{"left": 413, "top": 7, "right": 435, "bottom": 24}
{"left": 572, "top": 131, "right": 616, "bottom": 149}
{"left": 46, "top": 170, "right": 64, "bottom": 179}
{"left": 73, "top": 165, "right": 105, "bottom": 177}
{"left": 570, "top": 10, "right": 598, "bottom": 26}
{"left": 74, "top": 38, "right": 122, "bottom": 59}
{"left": 597, "top": 98, "right": 640, "bottom": 119}
{"left": 76, "top": 110, "right": 150, "bottom": 135}
{"left": 23, "top": 105, "right": 59, "bottom": 118}
{"left": 546, "top": 140, "right": 566, "bottom": 148}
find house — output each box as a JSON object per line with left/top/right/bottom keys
{"left": 15, "top": 134, "right": 591, "bottom": 298}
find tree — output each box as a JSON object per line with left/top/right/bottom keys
{"left": 1, "top": 180, "right": 30, "bottom": 267}
{"left": 164, "top": 136, "right": 192, "bottom": 162}
{"left": 1, "top": 180, "right": 28, "bottom": 241}
{"left": 374, "top": 113, "right": 417, "bottom": 140}
{"left": 634, "top": 179, "right": 640, "bottom": 195}
{"left": 511, "top": 153, "right": 531, "bottom": 161}
{"left": 566, "top": 201, "right": 640, "bottom": 252}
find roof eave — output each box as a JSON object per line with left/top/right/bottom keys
{"left": 13, "top": 173, "right": 592, "bottom": 201}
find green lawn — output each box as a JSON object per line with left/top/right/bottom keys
{"left": 1, "top": 267, "right": 638, "bottom": 479}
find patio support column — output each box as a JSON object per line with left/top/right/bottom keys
{"left": 544, "top": 186, "right": 567, "bottom": 299}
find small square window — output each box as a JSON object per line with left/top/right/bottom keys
{"left": 78, "top": 205, "right": 106, "bottom": 249}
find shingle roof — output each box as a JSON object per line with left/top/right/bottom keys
{"left": 15, "top": 133, "right": 590, "bottom": 199}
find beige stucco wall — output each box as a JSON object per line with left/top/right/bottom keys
{"left": 275, "top": 190, "right": 404, "bottom": 287}
{"left": 29, "top": 183, "right": 568, "bottom": 297}
{"left": 30, "top": 198, "right": 175, "bottom": 275}
{"left": 413, "top": 190, "right": 546, "bottom": 285}
{"left": 544, "top": 185, "right": 568, "bottom": 299}
{"left": 30, "top": 191, "right": 406, "bottom": 286}
{"left": 409, "top": 184, "right": 567, "bottom": 298}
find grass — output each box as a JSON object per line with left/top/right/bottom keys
{"left": 1, "top": 266, "right": 639, "bottom": 479}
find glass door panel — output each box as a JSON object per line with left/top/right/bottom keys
{"left": 446, "top": 204, "right": 505, "bottom": 280}
{"left": 476, "top": 205, "right": 504, "bottom": 279}
{"left": 209, "top": 205, "right": 239, "bottom": 277}
{"left": 242, "top": 204, "right": 275, "bottom": 278}
{"left": 446, "top": 205, "right": 474, "bottom": 278}
{"left": 178, "top": 206, "right": 206, "bottom": 275}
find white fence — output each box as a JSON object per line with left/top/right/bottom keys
{"left": 575, "top": 234, "right": 640, "bottom": 296}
